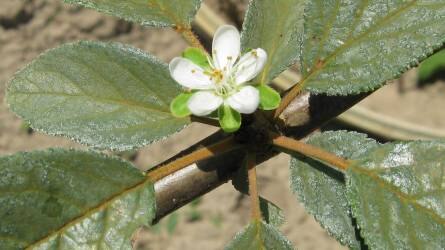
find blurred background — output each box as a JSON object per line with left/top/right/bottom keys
{"left": 0, "top": 1, "right": 444, "bottom": 249}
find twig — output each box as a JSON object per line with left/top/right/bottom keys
{"left": 246, "top": 152, "right": 261, "bottom": 220}
{"left": 175, "top": 25, "right": 207, "bottom": 52}
{"left": 147, "top": 136, "right": 241, "bottom": 182}
{"left": 270, "top": 132, "right": 351, "bottom": 171}
{"left": 274, "top": 82, "right": 303, "bottom": 118}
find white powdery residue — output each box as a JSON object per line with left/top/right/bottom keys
{"left": 382, "top": 143, "right": 414, "bottom": 168}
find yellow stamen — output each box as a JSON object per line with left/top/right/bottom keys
{"left": 211, "top": 69, "right": 224, "bottom": 83}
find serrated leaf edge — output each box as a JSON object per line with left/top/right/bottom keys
{"left": 5, "top": 41, "right": 191, "bottom": 151}
{"left": 63, "top": 0, "right": 202, "bottom": 28}
{"left": 346, "top": 142, "right": 445, "bottom": 247}
{"left": 7, "top": 148, "right": 157, "bottom": 249}
{"left": 289, "top": 130, "right": 379, "bottom": 249}
{"left": 240, "top": 0, "right": 303, "bottom": 84}
{"left": 302, "top": 1, "right": 445, "bottom": 96}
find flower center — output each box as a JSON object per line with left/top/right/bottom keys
{"left": 210, "top": 69, "right": 224, "bottom": 83}
{"left": 204, "top": 67, "right": 237, "bottom": 98}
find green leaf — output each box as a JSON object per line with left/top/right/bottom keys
{"left": 301, "top": 0, "right": 445, "bottom": 95}
{"left": 6, "top": 41, "right": 189, "bottom": 151}
{"left": 232, "top": 163, "right": 285, "bottom": 227}
{"left": 347, "top": 141, "right": 445, "bottom": 249}
{"left": 259, "top": 198, "right": 285, "bottom": 228}
{"left": 418, "top": 49, "right": 445, "bottom": 82}
{"left": 182, "top": 47, "right": 210, "bottom": 70}
{"left": 63, "top": 0, "right": 202, "bottom": 27}
{"left": 241, "top": 0, "right": 305, "bottom": 84}
{"left": 225, "top": 220, "right": 293, "bottom": 250}
{"left": 257, "top": 85, "right": 281, "bottom": 110}
{"left": 170, "top": 92, "right": 192, "bottom": 117}
{"left": 290, "top": 131, "right": 379, "bottom": 249}
{"left": 218, "top": 105, "right": 241, "bottom": 133}
{"left": 0, "top": 149, "right": 155, "bottom": 250}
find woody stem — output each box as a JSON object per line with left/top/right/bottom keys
{"left": 147, "top": 136, "right": 242, "bottom": 182}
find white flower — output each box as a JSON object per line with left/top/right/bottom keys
{"left": 169, "top": 25, "right": 267, "bottom": 116}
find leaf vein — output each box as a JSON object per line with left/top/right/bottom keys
{"left": 11, "top": 91, "right": 170, "bottom": 114}
{"left": 352, "top": 166, "right": 445, "bottom": 226}
{"left": 25, "top": 178, "right": 151, "bottom": 249}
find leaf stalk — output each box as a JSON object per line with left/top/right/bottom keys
{"left": 246, "top": 152, "right": 262, "bottom": 220}
{"left": 274, "top": 82, "right": 303, "bottom": 118}
{"left": 270, "top": 132, "right": 351, "bottom": 171}
{"left": 175, "top": 25, "right": 207, "bottom": 52}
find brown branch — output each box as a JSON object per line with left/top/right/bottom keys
{"left": 246, "top": 153, "right": 261, "bottom": 220}
{"left": 270, "top": 132, "right": 351, "bottom": 171}
{"left": 150, "top": 91, "right": 372, "bottom": 222}
{"left": 152, "top": 148, "right": 246, "bottom": 222}
{"left": 147, "top": 136, "right": 241, "bottom": 182}
{"left": 277, "top": 91, "right": 371, "bottom": 137}
{"left": 149, "top": 131, "right": 279, "bottom": 222}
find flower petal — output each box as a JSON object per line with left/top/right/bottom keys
{"left": 212, "top": 25, "right": 240, "bottom": 70}
{"left": 169, "top": 57, "right": 213, "bottom": 90}
{"left": 187, "top": 91, "right": 223, "bottom": 116}
{"left": 226, "top": 86, "right": 260, "bottom": 114}
{"left": 233, "top": 48, "right": 267, "bottom": 85}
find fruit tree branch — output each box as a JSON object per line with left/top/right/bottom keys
{"left": 150, "top": 89, "right": 372, "bottom": 222}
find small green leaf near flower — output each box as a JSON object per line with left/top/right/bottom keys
{"left": 170, "top": 92, "right": 193, "bottom": 117}
{"left": 182, "top": 47, "right": 211, "bottom": 70}
{"left": 257, "top": 85, "right": 281, "bottom": 110}
{"left": 218, "top": 104, "right": 241, "bottom": 133}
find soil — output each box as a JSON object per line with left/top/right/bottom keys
{"left": 359, "top": 70, "right": 445, "bottom": 129}
{"left": 0, "top": 1, "right": 443, "bottom": 250}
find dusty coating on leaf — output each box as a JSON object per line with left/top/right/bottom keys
{"left": 346, "top": 141, "right": 445, "bottom": 249}
{"left": 290, "top": 130, "right": 379, "bottom": 249}
{"left": 6, "top": 41, "right": 190, "bottom": 151}
{"left": 64, "top": 0, "right": 202, "bottom": 27}
{"left": 240, "top": 0, "right": 304, "bottom": 84}
{"left": 0, "top": 149, "right": 156, "bottom": 249}
{"left": 300, "top": 0, "right": 445, "bottom": 95}
{"left": 225, "top": 220, "right": 293, "bottom": 250}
